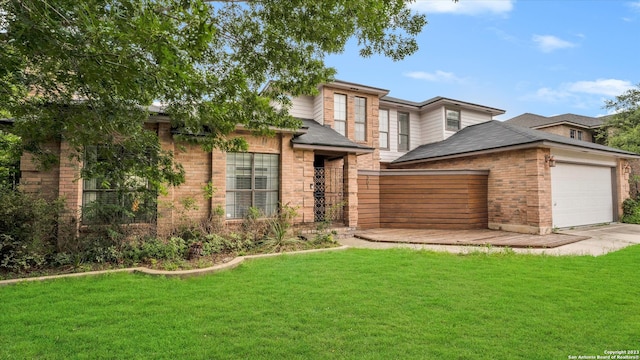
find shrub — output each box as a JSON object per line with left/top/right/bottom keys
{"left": 262, "top": 203, "right": 300, "bottom": 251}
{"left": 622, "top": 198, "right": 640, "bottom": 224}
{"left": 241, "top": 207, "right": 268, "bottom": 242}
{"left": 0, "top": 190, "right": 67, "bottom": 272}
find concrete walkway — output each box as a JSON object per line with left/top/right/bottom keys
{"left": 338, "top": 223, "right": 640, "bottom": 256}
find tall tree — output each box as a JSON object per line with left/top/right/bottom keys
{"left": 0, "top": 0, "right": 427, "bottom": 193}
{"left": 604, "top": 84, "right": 640, "bottom": 154}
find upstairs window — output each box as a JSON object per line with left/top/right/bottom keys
{"left": 334, "top": 93, "right": 347, "bottom": 136}
{"left": 379, "top": 109, "right": 389, "bottom": 150}
{"left": 577, "top": 130, "right": 583, "bottom": 140}
{"left": 226, "top": 153, "right": 279, "bottom": 219}
{"left": 398, "top": 112, "right": 410, "bottom": 152}
{"left": 446, "top": 108, "right": 461, "bottom": 131}
{"left": 570, "top": 129, "right": 576, "bottom": 138}
{"left": 355, "top": 96, "right": 367, "bottom": 141}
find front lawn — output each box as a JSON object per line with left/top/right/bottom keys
{"left": 1, "top": 247, "right": 639, "bottom": 359}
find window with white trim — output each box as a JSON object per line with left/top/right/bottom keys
{"left": 398, "top": 112, "right": 410, "bottom": 151}
{"left": 446, "top": 108, "right": 461, "bottom": 131}
{"left": 570, "top": 129, "right": 576, "bottom": 138}
{"left": 355, "top": 96, "right": 366, "bottom": 141}
{"left": 334, "top": 93, "right": 347, "bottom": 136}
{"left": 379, "top": 109, "right": 389, "bottom": 150}
{"left": 226, "top": 153, "right": 279, "bottom": 219}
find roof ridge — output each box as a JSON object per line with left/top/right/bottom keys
{"left": 497, "top": 120, "right": 542, "bottom": 141}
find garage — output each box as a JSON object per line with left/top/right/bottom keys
{"left": 551, "top": 162, "right": 614, "bottom": 228}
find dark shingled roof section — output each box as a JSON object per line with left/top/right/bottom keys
{"left": 291, "top": 119, "right": 373, "bottom": 151}
{"left": 393, "top": 120, "right": 638, "bottom": 164}
{"left": 506, "top": 112, "right": 606, "bottom": 128}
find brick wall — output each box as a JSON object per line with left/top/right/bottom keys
{"left": 538, "top": 125, "right": 595, "bottom": 143}
{"left": 393, "top": 148, "right": 553, "bottom": 234}
{"left": 19, "top": 124, "right": 334, "bottom": 235}
{"left": 322, "top": 86, "right": 380, "bottom": 171}
{"left": 19, "top": 142, "right": 61, "bottom": 199}
{"left": 627, "top": 159, "right": 640, "bottom": 199}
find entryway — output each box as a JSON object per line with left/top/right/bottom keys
{"left": 313, "top": 155, "right": 345, "bottom": 224}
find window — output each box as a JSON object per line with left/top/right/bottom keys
{"left": 570, "top": 129, "right": 576, "bottom": 139}
{"left": 334, "top": 93, "right": 347, "bottom": 136}
{"left": 355, "top": 96, "right": 366, "bottom": 141}
{"left": 398, "top": 112, "right": 410, "bottom": 151}
{"left": 577, "top": 130, "right": 583, "bottom": 140}
{"left": 226, "top": 153, "right": 279, "bottom": 219}
{"left": 379, "top": 109, "right": 389, "bottom": 150}
{"left": 446, "top": 108, "right": 461, "bottom": 131}
{"left": 82, "top": 146, "right": 156, "bottom": 224}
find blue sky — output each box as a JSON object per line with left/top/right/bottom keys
{"left": 325, "top": 0, "right": 640, "bottom": 120}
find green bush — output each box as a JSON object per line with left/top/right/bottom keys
{"left": 622, "top": 198, "right": 640, "bottom": 224}
{"left": 0, "top": 190, "right": 67, "bottom": 271}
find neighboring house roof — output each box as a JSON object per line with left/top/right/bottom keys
{"left": 291, "top": 119, "right": 373, "bottom": 154}
{"left": 505, "top": 112, "right": 606, "bottom": 130}
{"left": 0, "top": 118, "right": 14, "bottom": 125}
{"left": 380, "top": 95, "right": 505, "bottom": 116}
{"left": 392, "top": 120, "right": 639, "bottom": 165}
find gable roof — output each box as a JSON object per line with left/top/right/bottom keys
{"left": 291, "top": 119, "right": 373, "bottom": 154}
{"left": 392, "top": 120, "right": 638, "bottom": 165}
{"left": 326, "top": 79, "right": 505, "bottom": 116}
{"left": 505, "top": 112, "right": 606, "bottom": 129}
{"left": 380, "top": 96, "right": 505, "bottom": 116}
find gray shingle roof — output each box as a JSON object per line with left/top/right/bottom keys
{"left": 505, "top": 112, "right": 606, "bottom": 129}
{"left": 392, "top": 120, "right": 638, "bottom": 164}
{"left": 291, "top": 119, "right": 373, "bottom": 152}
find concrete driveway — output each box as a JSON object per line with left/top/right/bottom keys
{"left": 339, "top": 223, "right": 640, "bottom": 256}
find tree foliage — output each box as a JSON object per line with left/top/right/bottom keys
{"left": 604, "top": 84, "right": 640, "bottom": 154}
{"left": 0, "top": 0, "right": 427, "bottom": 194}
{"left": 0, "top": 127, "right": 21, "bottom": 189}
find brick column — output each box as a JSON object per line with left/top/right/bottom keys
{"left": 210, "top": 148, "right": 226, "bottom": 218}
{"left": 301, "top": 150, "right": 315, "bottom": 224}
{"left": 524, "top": 148, "right": 552, "bottom": 234}
{"left": 279, "top": 133, "right": 297, "bottom": 214}
{"left": 343, "top": 153, "right": 358, "bottom": 228}
{"left": 57, "top": 140, "right": 83, "bottom": 237}
{"left": 617, "top": 159, "right": 631, "bottom": 220}
{"left": 156, "top": 122, "right": 175, "bottom": 236}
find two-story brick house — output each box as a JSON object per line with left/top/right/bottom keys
{"left": 20, "top": 80, "right": 639, "bottom": 235}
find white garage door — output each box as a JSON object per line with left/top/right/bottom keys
{"left": 551, "top": 163, "right": 614, "bottom": 228}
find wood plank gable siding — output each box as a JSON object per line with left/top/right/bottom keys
{"left": 358, "top": 170, "right": 489, "bottom": 230}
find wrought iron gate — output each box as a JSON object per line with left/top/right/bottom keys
{"left": 313, "top": 167, "right": 344, "bottom": 223}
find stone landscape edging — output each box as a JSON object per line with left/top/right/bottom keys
{"left": 0, "top": 245, "right": 350, "bottom": 286}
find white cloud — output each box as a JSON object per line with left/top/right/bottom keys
{"left": 404, "top": 70, "right": 464, "bottom": 83}
{"left": 409, "top": 0, "right": 514, "bottom": 16}
{"left": 532, "top": 35, "right": 577, "bottom": 53}
{"left": 488, "top": 27, "right": 518, "bottom": 43}
{"left": 568, "top": 79, "right": 634, "bottom": 97}
{"left": 629, "top": 1, "right": 640, "bottom": 10}
{"left": 521, "top": 87, "right": 574, "bottom": 103}
{"left": 520, "top": 79, "right": 633, "bottom": 109}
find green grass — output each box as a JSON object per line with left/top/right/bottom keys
{"left": 1, "top": 247, "right": 639, "bottom": 359}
